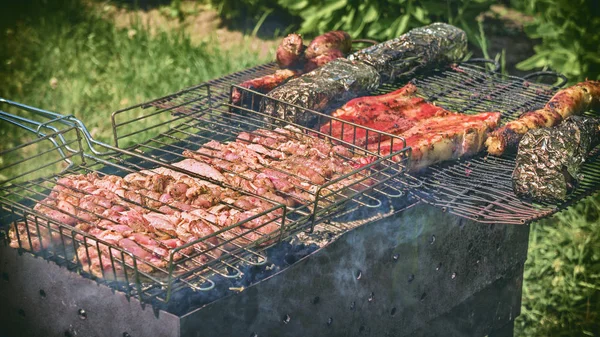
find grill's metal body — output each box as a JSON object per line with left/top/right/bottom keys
{"left": 1, "top": 201, "right": 529, "bottom": 337}
{"left": 1, "top": 58, "right": 598, "bottom": 337}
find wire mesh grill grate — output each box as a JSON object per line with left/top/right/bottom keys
{"left": 120, "top": 60, "right": 599, "bottom": 225}
{"left": 406, "top": 63, "right": 599, "bottom": 224}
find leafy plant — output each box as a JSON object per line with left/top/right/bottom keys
{"left": 511, "top": 0, "right": 600, "bottom": 82}
{"left": 277, "top": 0, "right": 494, "bottom": 41}
{"left": 206, "top": 0, "right": 494, "bottom": 42}
{"left": 516, "top": 198, "right": 600, "bottom": 336}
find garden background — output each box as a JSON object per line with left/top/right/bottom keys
{"left": 1, "top": 0, "right": 599, "bottom": 335}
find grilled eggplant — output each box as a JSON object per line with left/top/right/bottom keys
{"left": 348, "top": 22, "right": 467, "bottom": 82}
{"left": 513, "top": 116, "right": 600, "bottom": 202}
{"left": 261, "top": 23, "right": 467, "bottom": 126}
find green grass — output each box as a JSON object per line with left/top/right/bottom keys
{"left": 516, "top": 199, "right": 600, "bottom": 337}
{"left": 1, "top": 2, "right": 599, "bottom": 336}
{"left": 0, "top": 0, "right": 271, "bottom": 152}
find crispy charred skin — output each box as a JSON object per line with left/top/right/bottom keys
{"left": 486, "top": 80, "right": 600, "bottom": 156}
{"left": 546, "top": 80, "right": 600, "bottom": 118}
{"left": 276, "top": 33, "right": 306, "bottom": 69}
{"left": 305, "top": 31, "right": 352, "bottom": 59}
{"left": 231, "top": 69, "right": 299, "bottom": 105}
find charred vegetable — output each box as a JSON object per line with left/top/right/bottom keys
{"left": 349, "top": 22, "right": 467, "bottom": 82}
{"left": 513, "top": 116, "right": 600, "bottom": 202}
{"left": 261, "top": 58, "right": 380, "bottom": 127}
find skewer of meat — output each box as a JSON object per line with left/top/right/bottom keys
{"left": 485, "top": 80, "right": 600, "bottom": 156}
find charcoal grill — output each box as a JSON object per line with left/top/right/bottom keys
{"left": 1, "top": 57, "right": 598, "bottom": 337}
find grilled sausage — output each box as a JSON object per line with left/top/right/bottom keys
{"left": 486, "top": 80, "right": 600, "bottom": 156}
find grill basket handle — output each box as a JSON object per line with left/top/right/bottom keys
{"left": 0, "top": 101, "right": 80, "bottom": 166}
{"left": 0, "top": 98, "right": 112, "bottom": 155}
{"left": 352, "top": 39, "right": 379, "bottom": 46}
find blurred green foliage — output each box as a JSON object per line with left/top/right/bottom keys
{"left": 209, "top": 0, "right": 495, "bottom": 42}
{"left": 207, "top": 0, "right": 494, "bottom": 42}
{"left": 278, "top": 0, "right": 492, "bottom": 42}
{"left": 511, "top": 0, "right": 600, "bottom": 82}
{"left": 207, "top": 0, "right": 600, "bottom": 83}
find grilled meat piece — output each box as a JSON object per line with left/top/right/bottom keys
{"left": 8, "top": 218, "right": 59, "bottom": 251}
{"left": 231, "top": 69, "right": 300, "bottom": 105}
{"left": 513, "top": 116, "right": 600, "bottom": 202}
{"left": 486, "top": 80, "right": 600, "bottom": 156}
{"left": 317, "top": 82, "right": 500, "bottom": 169}
{"left": 303, "top": 49, "right": 345, "bottom": 72}
{"left": 9, "top": 158, "right": 280, "bottom": 278}
{"left": 367, "top": 112, "right": 501, "bottom": 171}
{"left": 262, "top": 23, "right": 466, "bottom": 126}
{"left": 261, "top": 58, "right": 381, "bottom": 127}
{"left": 349, "top": 23, "right": 467, "bottom": 82}
{"left": 233, "top": 31, "right": 353, "bottom": 106}
{"left": 305, "top": 31, "right": 352, "bottom": 59}
{"left": 183, "top": 140, "right": 314, "bottom": 203}
{"left": 319, "top": 83, "right": 450, "bottom": 145}
{"left": 276, "top": 33, "right": 306, "bottom": 69}
{"left": 172, "top": 159, "right": 227, "bottom": 183}
{"left": 183, "top": 125, "right": 368, "bottom": 206}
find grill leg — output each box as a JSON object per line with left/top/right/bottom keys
{"left": 489, "top": 321, "right": 514, "bottom": 337}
